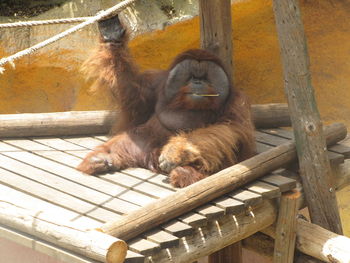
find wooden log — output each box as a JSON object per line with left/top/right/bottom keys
{"left": 0, "top": 201, "right": 127, "bottom": 263}
{"left": 145, "top": 200, "right": 277, "bottom": 263}
{"left": 252, "top": 103, "right": 291, "bottom": 128}
{"left": 261, "top": 219, "right": 350, "bottom": 263}
{"left": 0, "top": 110, "right": 115, "bottom": 137}
{"left": 273, "top": 190, "right": 301, "bottom": 263}
{"left": 272, "top": 0, "right": 343, "bottom": 234}
{"left": 0, "top": 104, "right": 290, "bottom": 138}
{"left": 297, "top": 219, "right": 350, "bottom": 262}
{"left": 100, "top": 123, "right": 346, "bottom": 241}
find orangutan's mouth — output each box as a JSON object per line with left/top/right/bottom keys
{"left": 192, "top": 93, "right": 220, "bottom": 97}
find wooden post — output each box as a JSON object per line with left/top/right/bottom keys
{"left": 199, "top": 1, "right": 239, "bottom": 261}
{"left": 199, "top": 0, "right": 233, "bottom": 79}
{"left": 100, "top": 123, "right": 346, "bottom": 241}
{"left": 273, "top": 190, "right": 301, "bottom": 263}
{"left": 272, "top": 0, "right": 343, "bottom": 234}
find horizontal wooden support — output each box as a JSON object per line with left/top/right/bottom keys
{"left": 146, "top": 200, "right": 277, "bottom": 263}
{"left": 100, "top": 123, "right": 346, "bottom": 241}
{"left": 0, "top": 201, "right": 127, "bottom": 263}
{"left": 0, "top": 103, "right": 290, "bottom": 138}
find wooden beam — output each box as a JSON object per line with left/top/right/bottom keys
{"left": 199, "top": 0, "right": 233, "bottom": 78}
{"left": 0, "top": 201, "right": 127, "bottom": 263}
{"left": 273, "top": 190, "right": 300, "bottom": 263}
{"left": 272, "top": 0, "right": 343, "bottom": 234}
{"left": 99, "top": 123, "right": 346, "bottom": 241}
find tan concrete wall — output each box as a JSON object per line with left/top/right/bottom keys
{"left": 0, "top": 0, "right": 349, "bottom": 236}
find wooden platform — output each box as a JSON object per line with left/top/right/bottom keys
{"left": 1, "top": 128, "right": 349, "bottom": 262}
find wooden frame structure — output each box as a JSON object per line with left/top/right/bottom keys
{"left": 1, "top": 0, "right": 350, "bottom": 262}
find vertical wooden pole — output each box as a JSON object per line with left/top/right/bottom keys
{"left": 199, "top": 0, "right": 233, "bottom": 79}
{"left": 272, "top": 0, "right": 343, "bottom": 234}
{"left": 273, "top": 190, "right": 301, "bottom": 263}
{"left": 199, "top": 1, "right": 241, "bottom": 262}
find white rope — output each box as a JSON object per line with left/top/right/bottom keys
{"left": 0, "top": 17, "right": 91, "bottom": 28}
{"left": 0, "top": 0, "right": 138, "bottom": 74}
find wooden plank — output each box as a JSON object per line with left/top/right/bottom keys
{"left": 196, "top": 204, "right": 225, "bottom": 220}
{"left": 329, "top": 143, "right": 350, "bottom": 158}
{"left": 260, "top": 174, "right": 297, "bottom": 192}
{"left": 260, "top": 128, "right": 294, "bottom": 140}
{"left": 179, "top": 212, "right": 208, "bottom": 228}
{"left": 94, "top": 135, "right": 109, "bottom": 141}
{"left": 261, "top": 129, "right": 350, "bottom": 159}
{"left": 62, "top": 136, "right": 103, "bottom": 149}
{"left": 128, "top": 238, "right": 161, "bottom": 256}
{"left": 103, "top": 198, "right": 140, "bottom": 215}
{"left": 256, "top": 142, "right": 274, "bottom": 154}
{"left": 273, "top": 0, "right": 343, "bottom": 234}
{"left": 229, "top": 190, "right": 263, "bottom": 207}
{"left": 101, "top": 172, "right": 142, "bottom": 188}
{"left": 255, "top": 131, "right": 288, "bottom": 146}
{"left": 257, "top": 131, "right": 344, "bottom": 165}
{"left": 148, "top": 174, "right": 177, "bottom": 190}
{"left": 213, "top": 196, "right": 245, "bottom": 214}
{"left": 161, "top": 220, "right": 194, "bottom": 238}
{"left": 66, "top": 150, "right": 90, "bottom": 158}
{"left": 244, "top": 181, "right": 281, "bottom": 199}
{"left": 33, "top": 137, "right": 87, "bottom": 151}
{"left": 0, "top": 141, "right": 20, "bottom": 151}
{"left": 0, "top": 167, "right": 96, "bottom": 214}
{"left": 124, "top": 250, "right": 145, "bottom": 263}
{"left": 145, "top": 230, "right": 179, "bottom": 249}
{"left": 134, "top": 182, "right": 175, "bottom": 199}
{"left": 33, "top": 150, "right": 82, "bottom": 168}
{"left": 2, "top": 138, "right": 53, "bottom": 151}
{"left": 123, "top": 168, "right": 156, "bottom": 180}
{"left": 1, "top": 151, "right": 125, "bottom": 196}
{"left": 0, "top": 153, "right": 111, "bottom": 205}
{"left": 118, "top": 190, "right": 156, "bottom": 207}
{"left": 87, "top": 208, "right": 122, "bottom": 223}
